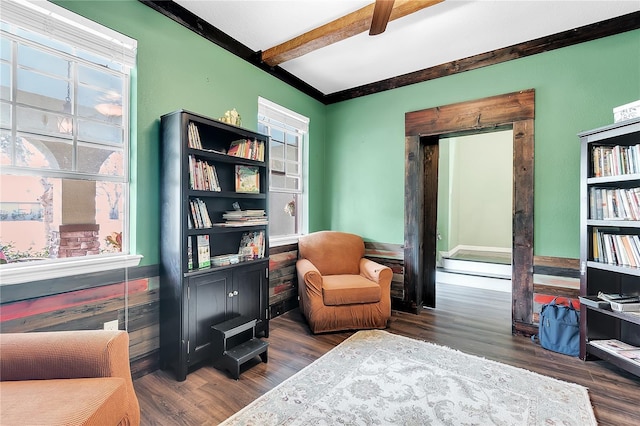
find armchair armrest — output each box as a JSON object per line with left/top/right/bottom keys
{"left": 0, "top": 330, "right": 132, "bottom": 382}
{"left": 296, "top": 258, "right": 323, "bottom": 297}
{"left": 359, "top": 258, "right": 393, "bottom": 290}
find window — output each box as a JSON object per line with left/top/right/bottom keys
{"left": 257, "top": 97, "right": 308, "bottom": 244}
{"left": 0, "top": 0, "right": 138, "bottom": 282}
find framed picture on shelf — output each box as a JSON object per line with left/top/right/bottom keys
{"left": 235, "top": 165, "right": 259, "bottom": 193}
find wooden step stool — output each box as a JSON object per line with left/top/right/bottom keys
{"left": 211, "top": 316, "right": 268, "bottom": 379}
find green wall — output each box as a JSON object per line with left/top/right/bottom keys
{"left": 51, "top": 2, "right": 640, "bottom": 262}
{"left": 438, "top": 131, "right": 513, "bottom": 255}
{"left": 56, "top": 1, "right": 327, "bottom": 266}
{"left": 326, "top": 29, "right": 640, "bottom": 258}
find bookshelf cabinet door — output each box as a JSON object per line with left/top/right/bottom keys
{"left": 233, "top": 261, "right": 268, "bottom": 325}
{"left": 187, "top": 271, "right": 231, "bottom": 365}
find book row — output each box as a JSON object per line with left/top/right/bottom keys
{"left": 188, "top": 155, "right": 221, "bottom": 192}
{"left": 188, "top": 198, "right": 212, "bottom": 229}
{"left": 187, "top": 231, "right": 265, "bottom": 270}
{"left": 592, "top": 228, "right": 640, "bottom": 268}
{"left": 590, "top": 187, "right": 640, "bottom": 221}
{"left": 592, "top": 144, "right": 640, "bottom": 177}
{"left": 187, "top": 122, "right": 203, "bottom": 150}
{"left": 188, "top": 121, "right": 265, "bottom": 162}
{"left": 228, "top": 139, "right": 265, "bottom": 162}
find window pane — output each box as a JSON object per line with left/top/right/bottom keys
{"left": 0, "top": 62, "right": 9, "bottom": 101}
{"left": 17, "top": 68, "right": 70, "bottom": 112}
{"left": 286, "top": 161, "right": 299, "bottom": 175}
{"left": 0, "top": 174, "right": 125, "bottom": 261}
{"left": 269, "top": 192, "right": 297, "bottom": 237}
{"left": 15, "top": 134, "right": 72, "bottom": 171}
{"left": 77, "top": 49, "right": 122, "bottom": 72}
{"left": 78, "top": 65, "right": 123, "bottom": 124}
{"left": 270, "top": 173, "right": 285, "bottom": 189}
{"left": 1, "top": 101, "right": 10, "bottom": 127}
{"left": 77, "top": 119, "right": 122, "bottom": 145}
{"left": 0, "top": 36, "right": 10, "bottom": 61}
{"left": 18, "top": 44, "right": 68, "bottom": 78}
{"left": 77, "top": 143, "right": 123, "bottom": 176}
{"left": 285, "top": 177, "right": 299, "bottom": 190}
{"left": 285, "top": 132, "right": 298, "bottom": 147}
{"left": 286, "top": 144, "right": 298, "bottom": 162}
{"left": 16, "top": 106, "right": 74, "bottom": 138}
{"left": 1, "top": 131, "right": 12, "bottom": 165}
{"left": 270, "top": 128, "right": 284, "bottom": 143}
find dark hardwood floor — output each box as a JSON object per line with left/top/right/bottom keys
{"left": 134, "top": 283, "right": 640, "bottom": 425}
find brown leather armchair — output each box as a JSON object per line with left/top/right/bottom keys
{"left": 296, "top": 231, "right": 393, "bottom": 333}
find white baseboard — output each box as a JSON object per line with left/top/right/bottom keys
{"left": 440, "top": 258, "right": 511, "bottom": 279}
{"left": 436, "top": 270, "right": 511, "bottom": 293}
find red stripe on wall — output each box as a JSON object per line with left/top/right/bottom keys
{"left": 0, "top": 279, "right": 149, "bottom": 322}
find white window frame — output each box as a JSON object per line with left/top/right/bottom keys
{"left": 258, "top": 97, "right": 308, "bottom": 246}
{"left": 0, "top": 0, "right": 141, "bottom": 285}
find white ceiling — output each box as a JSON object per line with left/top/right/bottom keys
{"left": 173, "top": 0, "right": 640, "bottom": 95}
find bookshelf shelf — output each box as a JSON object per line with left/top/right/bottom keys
{"left": 579, "top": 118, "right": 640, "bottom": 378}
{"left": 586, "top": 343, "right": 640, "bottom": 376}
{"left": 160, "top": 109, "right": 270, "bottom": 381}
{"left": 583, "top": 305, "right": 640, "bottom": 326}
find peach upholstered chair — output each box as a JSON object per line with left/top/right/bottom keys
{"left": 296, "top": 231, "right": 393, "bottom": 333}
{"left": 0, "top": 330, "right": 140, "bottom": 426}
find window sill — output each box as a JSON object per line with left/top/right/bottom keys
{"left": 270, "top": 235, "right": 301, "bottom": 247}
{"left": 0, "top": 254, "right": 143, "bottom": 286}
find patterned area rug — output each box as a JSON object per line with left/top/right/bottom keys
{"left": 221, "top": 330, "right": 597, "bottom": 425}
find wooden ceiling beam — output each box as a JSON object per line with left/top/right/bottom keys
{"left": 370, "top": 0, "right": 395, "bottom": 36}
{"left": 261, "top": 0, "right": 443, "bottom": 67}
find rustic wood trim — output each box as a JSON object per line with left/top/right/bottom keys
{"left": 269, "top": 243, "right": 299, "bottom": 255}
{"left": 138, "top": 2, "right": 638, "bottom": 105}
{"left": 326, "top": 12, "right": 640, "bottom": 104}
{"left": 262, "top": 0, "right": 443, "bottom": 66}
{"left": 405, "top": 90, "right": 535, "bottom": 136}
{"left": 403, "top": 135, "right": 424, "bottom": 314}
{"left": 0, "top": 263, "right": 159, "bottom": 304}
{"left": 511, "top": 118, "right": 534, "bottom": 331}
{"left": 534, "top": 255, "right": 580, "bottom": 270}
{"left": 404, "top": 90, "right": 536, "bottom": 335}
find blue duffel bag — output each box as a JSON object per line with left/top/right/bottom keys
{"left": 532, "top": 297, "right": 580, "bottom": 357}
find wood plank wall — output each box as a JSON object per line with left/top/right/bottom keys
{"left": 0, "top": 242, "right": 579, "bottom": 379}
{"left": 0, "top": 274, "right": 161, "bottom": 378}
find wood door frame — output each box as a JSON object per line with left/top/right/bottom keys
{"left": 403, "top": 89, "right": 535, "bottom": 334}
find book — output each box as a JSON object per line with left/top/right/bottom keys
{"left": 235, "top": 165, "right": 259, "bottom": 193}
{"left": 597, "top": 292, "right": 640, "bottom": 304}
{"left": 238, "top": 230, "right": 265, "bottom": 260}
{"left": 589, "top": 339, "right": 637, "bottom": 355}
{"left": 619, "top": 349, "right": 640, "bottom": 366}
{"left": 187, "top": 237, "right": 193, "bottom": 270}
{"left": 197, "top": 235, "right": 210, "bottom": 269}
{"left": 578, "top": 295, "right": 610, "bottom": 309}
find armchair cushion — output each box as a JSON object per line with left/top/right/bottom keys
{"left": 323, "top": 275, "right": 381, "bottom": 306}
{"left": 1, "top": 378, "right": 128, "bottom": 426}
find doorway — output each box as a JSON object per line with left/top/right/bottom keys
{"left": 402, "top": 90, "right": 535, "bottom": 334}
{"left": 437, "top": 131, "right": 513, "bottom": 292}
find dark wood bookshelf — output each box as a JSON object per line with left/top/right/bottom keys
{"left": 579, "top": 118, "right": 640, "bottom": 379}
{"left": 160, "top": 110, "right": 270, "bottom": 381}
